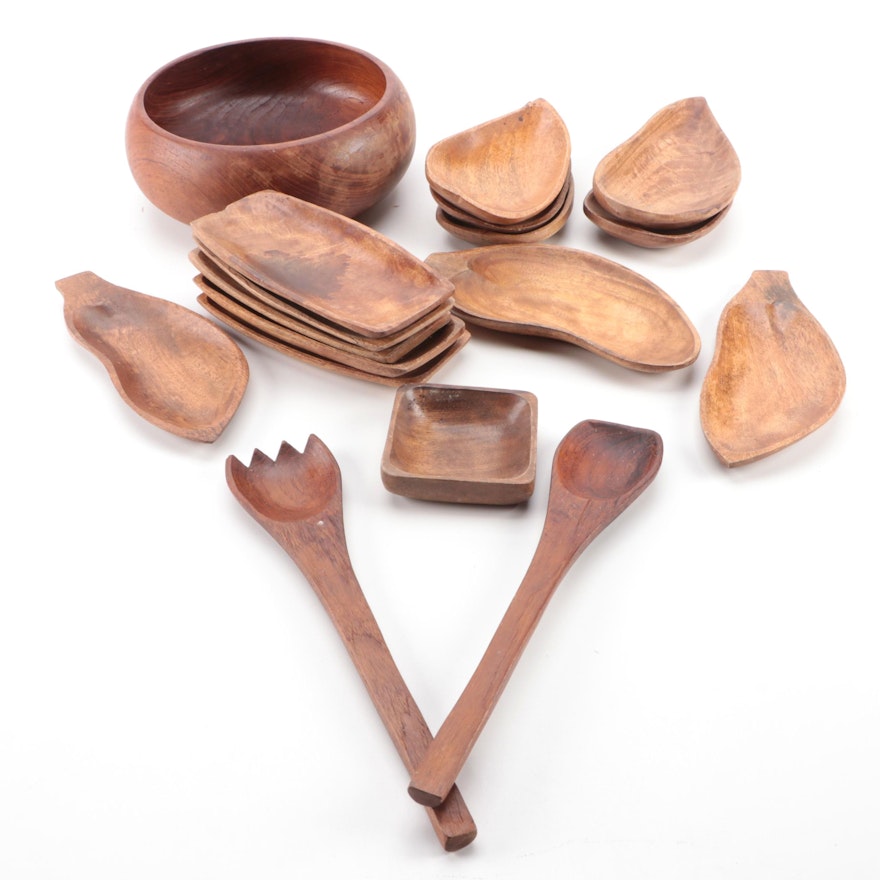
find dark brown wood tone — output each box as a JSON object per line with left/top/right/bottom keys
{"left": 55, "top": 271, "right": 248, "bottom": 442}
{"left": 126, "top": 38, "right": 416, "bottom": 223}
{"left": 226, "top": 436, "right": 477, "bottom": 851}
{"left": 700, "top": 270, "right": 846, "bottom": 466}
{"left": 407, "top": 420, "right": 663, "bottom": 807}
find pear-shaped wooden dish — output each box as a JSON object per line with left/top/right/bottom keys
{"left": 198, "top": 293, "right": 469, "bottom": 386}
{"left": 700, "top": 270, "right": 845, "bottom": 466}
{"left": 191, "top": 190, "right": 454, "bottom": 338}
{"left": 583, "top": 189, "right": 731, "bottom": 248}
{"left": 425, "top": 245, "right": 700, "bottom": 372}
{"left": 381, "top": 383, "right": 538, "bottom": 505}
{"left": 425, "top": 99, "right": 571, "bottom": 225}
{"left": 592, "top": 97, "right": 741, "bottom": 230}
{"left": 56, "top": 271, "right": 248, "bottom": 442}
{"left": 189, "top": 249, "right": 454, "bottom": 358}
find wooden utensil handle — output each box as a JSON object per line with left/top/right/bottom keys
{"left": 291, "top": 535, "right": 476, "bottom": 850}
{"left": 408, "top": 537, "right": 574, "bottom": 808}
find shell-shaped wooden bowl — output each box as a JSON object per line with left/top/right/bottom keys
{"left": 125, "top": 38, "right": 416, "bottom": 223}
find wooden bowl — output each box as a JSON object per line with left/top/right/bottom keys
{"left": 381, "top": 384, "right": 538, "bottom": 504}
{"left": 125, "top": 38, "right": 416, "bottom": 223}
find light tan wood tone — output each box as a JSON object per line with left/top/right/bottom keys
{"left": 381, "top": 384, "right": 538, "bottom": 504}
{"left": 425, "top": 99, "right": 571, "bottom": 224}
{"left": 226, "top": 437, "right": 477, "bottom": 850}
{"left": 56, "top": 271, "right": 247, "bottom": 442}
{"left": 198, "top": 285, "right": 467, "bottom": 378}
{"left": 407, "top": 420, "right": 663, "bottom": 806}
{"left": 126, "top": 38, "right": 415, "bottom": 223}
{"left": 592, "top": 97, "right": 740, "bottom": 230}
{"left": 426, "top": 245, "right": 700, "bottom": 371}
{"left": 700, "top": 271, "right": 845, "bottom": 466}
{"left": 583, "top": 189, "right": 731, "bottom": 248}
{"left": 197, "top": 294, "right": 469, "bottom": 386}
{"left": 434, "top": 182, "right": 573, "bottom": 245}
{"left": 191, "top": 190, "right": 454, "bottom": 338}
{"left": 190, "top": 248, "right": 454, "bottom": 355}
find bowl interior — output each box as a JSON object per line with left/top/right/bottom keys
{"left": 387, "top": 385, "right": 536, "bottom": 481}
{"left": 143, "top": 39, "right": 388, "bottom": 146}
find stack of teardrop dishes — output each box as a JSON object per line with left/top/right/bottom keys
{"left": 583, "top": 97, "right": 741, "bottom": 248}
{"left": 188, "top": 190, "right": 469, "bottom": 385}
{"left": 425, "top": 98, "right": 573, "bottom": 245}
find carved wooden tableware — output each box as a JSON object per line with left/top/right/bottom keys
{"left": 56, "top": 271, "right": 248, "bottom": 442}
{"left": 425, "top": 244, "right": 700, "bottom": 371}
{"left": 381, "top": 384, "right": 538, "bottom": 505}
{"left": 585, "top": 97, "right": 740, "bottom": 247}
{"left": 425, "top": 99, "right": 573, "bottom": 243}
{"left": 190, "top": 190, "right": 468, "bottom": 384}
{"left": 407, "top": 420, "right": 663, "bottom": 807}
{"left": 700, "top": 271, "right": 845, "bottom": 466}
{"left": 226, "top": 436, "right": 477, "bottom": 851}
{"left": 126, "top": 38, "right": 416, "bottom": 223}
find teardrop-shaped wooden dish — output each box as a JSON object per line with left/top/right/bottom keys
{"left": 583, "top": 189, "right": 731, "bottom": 248}
{"left": 197, "top": 294, "right": 469, "bottom": 386}
{"left": 430, "top": 171, "right": 572, "bottom": 233}
{"left": 56, "top": 271, "right": 248, "bottom": 442}
{"left": 191, "top": 190, "right": 454, "bottom": 338}
{"left": 435, "top": 181, "right": 573, "bottom": 245}
{"left": 700, "top": 270, "right": 845, "bottom": 466}
{"left": 197, "top": 284, "right": 467, "bottom": 378}
{"left": 592, "top": 97, "right": 741, "bottom": 230}
{"left": 425, "top": 98, "right": 571, "bottom": 225}
{"left": 190, "top": 250, "right": 454, "bottom": 361}
{"left": 425, "top": 245, "right": 700, "bottom": 371}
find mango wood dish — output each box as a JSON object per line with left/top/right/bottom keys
{"left": 126, "top": 38, "right": 415, "bottom": 223}
{"left": 381, "top": 384, "right": 538, "bottom": 504}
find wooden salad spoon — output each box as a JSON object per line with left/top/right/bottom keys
{"left": 226, "top": 436, "right": 477, "bottom": 850}
{"left": 592, "top": 96, "right": 741, "bottom": 230}
{"left": 700, "top": 270, "right": 845, "bottom": 466}
{"left": 56, "top": 271, "right": 248, "bottom": 442}
{"left": 425, "top": 245, "right": 700, "bottom": 371}
{"left": 407, "top": 420, "right": 663, "bottom": 807}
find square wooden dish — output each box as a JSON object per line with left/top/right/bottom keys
{"left": 381, "top": 383, "right": 538, "bottom": 504}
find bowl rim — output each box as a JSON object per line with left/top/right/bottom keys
{"left": 130, "top": 36, "right": 405, "bottom": 151}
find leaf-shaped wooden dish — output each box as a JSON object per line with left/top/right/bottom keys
{"left": 191, "top": 190, "right": 454, "bottom": 338}
{"left": 425, "top": 245, "right": 700, "bottom": 372}
{"left": 425, "top": 98, "right": 571, "bottom": 225}
{"left": 700, "top": 270, "right": 845, "bottom": 466}
{"left": 592, "top": 97, "right": 741, "bottom": 230}
{"left": 56, "top": 271, "right": 248, "bottom": 442}
{"left": 583, "top": 189, "right": 731, "bottom": 248}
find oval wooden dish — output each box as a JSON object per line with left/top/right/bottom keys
{"left": 56, "top": 271, "right": 248, "bottom": 442}
{"left": 425, "top": 245, "right": 700, "bottom": 371}
{"left": 126, "top": 38, "right": 416, "bottom": 223}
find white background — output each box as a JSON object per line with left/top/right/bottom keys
{"left": 3, "top": 2, "right": 877, "bottom": 877}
